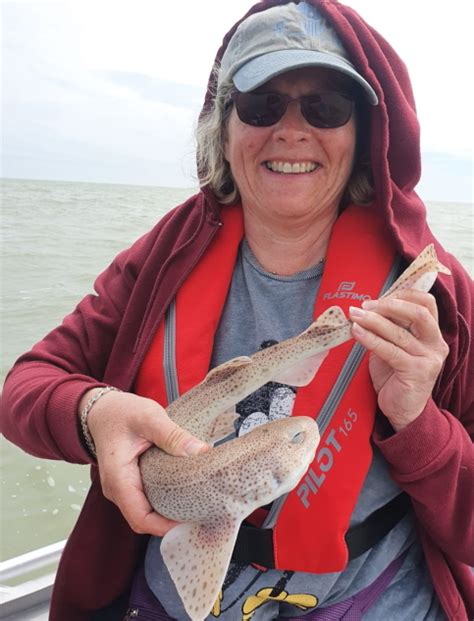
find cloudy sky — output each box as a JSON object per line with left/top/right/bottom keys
{"left": 2, "top": 0, "right": 473, "bottom": 202}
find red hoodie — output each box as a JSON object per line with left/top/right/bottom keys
{"left": 1, "top": 1, "right": 473, "bottom": 619}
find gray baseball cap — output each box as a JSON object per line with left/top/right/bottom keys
{"left": 219, "top": 2, "right": 378, "bottom": 105}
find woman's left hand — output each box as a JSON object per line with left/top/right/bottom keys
{"left": 349, "top": 289, "right": 449, "bottom": 432}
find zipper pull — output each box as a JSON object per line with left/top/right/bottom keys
{"left": 123, "top": 608, "right": 139, "bottom": 619}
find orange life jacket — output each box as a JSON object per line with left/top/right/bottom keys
{"left": 135, "top": 204, "right": 399, "bottom": 573}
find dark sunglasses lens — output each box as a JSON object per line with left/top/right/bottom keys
{"left": 234, "top": 91, "right": 353, "bottom": 128}
{"left": 302, "top": 93, "right": 353, "bottom": 128}
{"left": 235, "top": 92, "right": 286, "bottom": 127}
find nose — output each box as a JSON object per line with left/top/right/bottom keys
{"left": 273, "top": 100, "right": 310, "bottom": 142}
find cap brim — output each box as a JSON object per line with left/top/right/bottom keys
{"left": 233, "top": 49, "right": 378, "bottom": 105}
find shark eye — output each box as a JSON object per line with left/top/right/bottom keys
{"left": 291, "top": 431, "right": 305, "bottom": 445}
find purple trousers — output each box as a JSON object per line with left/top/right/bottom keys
{"left": 123, "top": 552, "right": 405, "bottom": 621}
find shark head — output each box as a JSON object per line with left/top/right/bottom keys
{"left": 226, "top": 416, "right": 320, "bottom": 511}
{"left": 158, "top": 416, "right": 319, "bottom": 621}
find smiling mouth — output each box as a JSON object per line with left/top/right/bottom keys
{"left": 264, "top": 161, "right": 320, "bottom": 174}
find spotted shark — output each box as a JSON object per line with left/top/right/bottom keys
{"left": 139, "top": 305, "right": 348, "bottom": 620}
{"left": 139, "top": 243, "right": 450, "bottom": 621}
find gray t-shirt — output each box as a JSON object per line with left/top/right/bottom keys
{"left": 145, "top": 241, "right": 446, "bottom": 620}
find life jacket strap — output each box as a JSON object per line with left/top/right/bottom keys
{"left": 232, "top": 493, "right": 411, "bottom": 568}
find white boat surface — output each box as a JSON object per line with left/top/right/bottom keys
{"left": 0, "top": 540, "right": 64, "bottom": 620}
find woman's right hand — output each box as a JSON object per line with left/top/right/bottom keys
{"left": 79, "top": 389, "right": 209, "bottom": 536}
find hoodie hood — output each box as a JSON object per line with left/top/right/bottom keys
{"left": 202, "top": 0, "right": 426, "bottom": 259}
{"left": 200, "top": 0, "right": 471, "bottom": 346}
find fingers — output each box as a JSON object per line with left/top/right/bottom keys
{"left": 348, "top": 292, "right": 449, "bottom": 429}
{"left": 102, "top": 464, "right": 178, "bottom": 537}
{"left": 350, "top": 291, "right": 445, "bottom": 348}
{"left": 85, "top": 391, "right": 209, "bottom": 536}
{"left": 380, "top": 288, "right": 440, "bottom": 323}
{"left": 124, "top": 397, "right": 209, "bottom": 457}
{"left": 88, "top": 391, "right": 209, "bottom": 458}
{"left": 349, "top": 292, "right": 449, "bottom": 378}
{"left": 350, "top": 320, "right": 416, "bottom": 376}
{"left": 152, "top": 416, "right": 210, "bottom": 457}
{"left": 350, "top": 303, "right": 426, "bottom": 355}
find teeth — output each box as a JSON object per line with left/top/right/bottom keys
{"left": 265, "top": 161, "right": 318, "bottom": 174}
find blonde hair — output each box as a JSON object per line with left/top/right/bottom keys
{"left": 196, "top": 68, "right": 374, "bottom": 207}
{"left": 196, "top": 71, "right": 237, "bottom": 204}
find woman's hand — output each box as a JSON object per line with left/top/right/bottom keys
{"left": 79, "top": 390, "right": 209, "bottom": 536}
{"left": 349, "top": 289, "right": 449, "bottom": 432}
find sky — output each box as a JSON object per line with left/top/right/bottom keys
{"left": 1, "top": 0, "right": 473, "bottom": 202}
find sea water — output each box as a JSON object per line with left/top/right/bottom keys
{"left": 1, "top": 178, "right": 472, "bottom": 561}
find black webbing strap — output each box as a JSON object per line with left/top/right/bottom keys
{"left": 344, "top": 492, "right": 411, "bottom": 559}
{"left": 232, "top": 524, "right": 275, "bottom": 568}
{"left": 231, "top": 493, "right": 411, "bottom": 567}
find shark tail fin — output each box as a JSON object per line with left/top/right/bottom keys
{"left": 161, "top": 518, "right": 240, "bottom": 621}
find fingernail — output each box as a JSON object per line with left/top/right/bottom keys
{"left": 362, "top": 299, "right": 378, "bottom": 310}
{"left": 349, "top": 306, "right": 365, "bottom": 318}
{"left": 184, "top": 439, "right": 207, "bottom": 456}
{"left": 352, "top": 323, "right": 366, "bottom": 336}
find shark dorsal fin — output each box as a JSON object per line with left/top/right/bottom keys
{"left": 203, "top": 356, "right": 252, "bottom": 384}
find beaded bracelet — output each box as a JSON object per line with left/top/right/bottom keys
{"left": 80, "top": 386, "right": 122, "bottom": 457}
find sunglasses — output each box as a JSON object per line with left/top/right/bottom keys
{"left": 230, "top": 90, "right": 354, "bottom": 129}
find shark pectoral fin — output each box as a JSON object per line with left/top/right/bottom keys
{"left": 272, "top": 351, "right": 329, "bottom": 386}
{"left": 208, "top": 408, "right": 239, "bottom": 444}
{"left": 204, "top": 356, "right": 253, "bottom": 384}
{"left": 161, "top": 518, "right": 240, "bottom": 621}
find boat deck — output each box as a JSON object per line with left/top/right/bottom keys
{"left": 0, "top": 541, "right": 64, "bottom": 620}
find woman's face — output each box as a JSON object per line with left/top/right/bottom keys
{"left": 224, "top": 67, "right": 357, "bottom": 224}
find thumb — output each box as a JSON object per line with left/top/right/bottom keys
{"left": 153, "top": 416, "right": 209, "bottom": 457}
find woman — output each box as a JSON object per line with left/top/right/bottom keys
{"left": 1, "top": 1, "right": 472, "bottom": 620}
